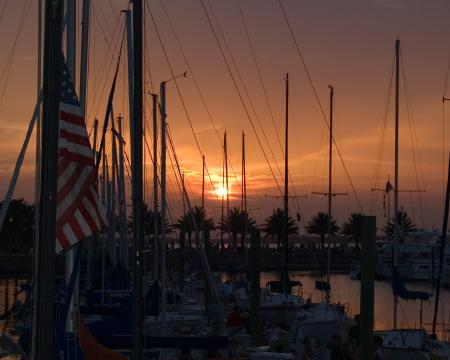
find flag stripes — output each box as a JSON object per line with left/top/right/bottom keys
{"left": 55, "top": 55, "right": 106, "bottom": 253}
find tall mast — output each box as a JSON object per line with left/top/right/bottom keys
{"left": 242, "top": 132, "right": 246, "bottom": 212}
{"left": 125, "top": 10, "right": 134, "bottom": 153}
{"left": 152, "top": 93, "right": 159, "bottom": 279}
{"left": 117, "top": 116, "right": 128, "bottom": 269}
{"left": 432, "top": 156, "right": 450, "bottom": 336}
{"left": 202, "top": 155, "right": 205, "bottom": 209}
{"left": 160, "top": 81, "right": 167, "bottom": 332}
{"left": 32, "top": 0, "right": 63, "bottom": 357}
{"left": 221, "top": 141, "right": 225, "bottom": 250}
{"left": 110, "top": 114, "right": 118, "bottom": 265}
{"left": 225, "top": 131, "right": 229, "bottom": 218}
{"left": 283, "top": 73, "right": 289, "bottom": 298}
{"left": 182, "top": 173, "right": 186, "bottom": 216}
{"left": 65, "top": 0, "right": 77, "bottom": 339}
{"left": 132, "top": 0, "right": 144, "bottom": 358}
{"left": 79, "top": 0, "right": 90, "bottom": 113}
{"left": 393, "top": 38, "right": 400, "bottom": 330}
{"left": 242, "top": 131, "right": 247, "bottom": 247}
{"left": 66, "top": 0, "right": 76, "bottom": 86}
{"left": 326, "top": 85, "right": 334, "bottom": 303}
{"left": 34, "top": 0, "right": 42, "bottom": 274}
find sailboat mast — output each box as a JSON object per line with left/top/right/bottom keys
{"left": 242, "top": 132, "right": 246, "bottom": 212}
{"left": 79, "top": 0, "right": 90, "bottom": 113}
{"left": 202, "top": 155, "right": 205, "bottom": 209}
{"left": 327, "top": 85, "right": 334, "bottom": 303}
{"left": 132, "top": 0, "right": 144, "bottom": 357}
{"left": 111, "top": 115, "right": 118, "bottom": 265}
{"left": 160, "top": 81, "right": 167, "bottom": 333}
{"left": 117, "top": 116, "right": 129, "bottom": 269}
{"left": 34, "top": 0, "right": 42, "bottom": 268}
{"left": 432, "top": 156, "right": 450, "bottom": 337}
{"left": 66, "top": 0, "right": 76, "bottom": 85}
{"left": 32, "top": 0, "right": 63, "bottom": 357}
{"left": 152, "top": 93, "right": 159, "bottom": 279}
{"left": 221, "top": 139, "right": 225, "bottom": 250}
{"left": 283, "top": 73, "right": 289, "bottom": 298}
{"left": 242, "top": 131, "right": 247, "bottom": 245}
{"left": 225, "top": 131, "right": 229, "bottom": 217}
{"left": 393, "top": 38, "right": 400, "bottom": 330}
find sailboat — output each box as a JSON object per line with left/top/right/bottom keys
{"left": 291, "top": 85, "right": 353, "bottom": 351}
{"left": 370, "top": 38, "right": 450, "bottom": 360}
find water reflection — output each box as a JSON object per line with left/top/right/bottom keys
{"left": 261, "top": 272, "right": 450, "bottom": 340}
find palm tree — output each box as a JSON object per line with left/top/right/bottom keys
{"left": 383, "top": 209, "right": 416, "bottom": 241}
{"left": 262, "top": 208, "right": 298, "bottom": 249}
{"left": 0, "top": 198, "right": 34, "bottom": 253}
{"left": 221, "top": 207, "right": 257, "bottom": 248}
{"left": 305, "top": 212, "right": 339, "bottom": 250}
{"left": 142, "top": 206, "right": 172, "bottom": 250}
{"left": 174, "top": 206, "right": 215, "bottom": 248}
{"left": 341, "top": 212, "right": 364, "bottom": 249}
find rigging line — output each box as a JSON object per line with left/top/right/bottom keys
{"left": 142, "top": 121, "right": 178, "bottom": 225}
{"left": 199, "top": 0, "right": 282, "bottom": 195}
{"left": 442, "top": 56, "right": 450, "bottom": 205}
{"left": 236, "top": 0, "right": 299, "bottom": 199}
{"left": 166, "top": 124, "right": 220, "bottom": 202}
{"left": 143, "top": 3, "right": 155, "bottom": 94}
{"left": 145, "top": 0, "right": 222, "bottom": 201}
{"left": 91, "top": 15, "right": 127, "bottom": 119}
{"left": 369, "top": 55, "right": 395, "bottom": 215}
{"left": 167, "top": 127, "right": 206, "bottom": 226}
{"left": 142, "top": 117, "right": 169, "bottom": 218}
{"left": 0, "top": 0, "right": 32, "bottom": 105}
{"left": 236, "top": 0, "right": 283, "bottom": 156}
{"left": 87, "top": 7, "right": 127, "bottom": 121}
{"left": 277, "top": 0, "right": 363, "bottom": 211}
{"left": 96, "top": 0, "right": 114, "bottom": 39}
{"left": 308, "top": 118, "right": 327, "bottom": 215}
{"left": 167, "top": 139, "right": 188, "bottom": 214}
{"left": 0, "top": 0, "right": 7, "bottom": 24}
{"left": 400, "top": 51, "right": 425, "bottom": 228}
{"left": 207, "top": 0, "right": 285, "bottom": 185}
{"left": 91, "top": 2, "right": 109, "bottom": 44}
{"left": 157, "top": 0, "right": 241, "bottom": 188}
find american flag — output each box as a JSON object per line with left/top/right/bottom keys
{"left": 56, "top": 55, "right": 106, "bottom": 252}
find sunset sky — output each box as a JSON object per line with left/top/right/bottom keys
{"left": 1, "top": 0, "right": 450, "bottom": 230}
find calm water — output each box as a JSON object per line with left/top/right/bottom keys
{"left": 1, "top": 273, "right": 450, "bottom": 354}
{"left": 261, "top": 272, "right": 450, "bottom": 339}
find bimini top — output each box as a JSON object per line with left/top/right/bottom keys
{"left": 266, "top": 280, "right": 302, "bottom": 294}
{"left": 392, "top": 267, "right": 431, "bottom": 301}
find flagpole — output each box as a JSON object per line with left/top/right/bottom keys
{"left": 65, "top": 0, "right": 77, "bottom": 340}
{"left": 32, "top": 0, "right": 63, "bottom": 357}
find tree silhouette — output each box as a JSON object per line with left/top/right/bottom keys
{"left": 341, "top": 212, "right": 364, "bottom": 249}
{"left": 140, "top": 205, "right": 172, "bottom": 250}
{"left": 383, "top": 209, "right": 417, "bottom": 241}
{"left": 221, "top": 207, "right": 257, "bottom": 248}
{"left": 262, "top": 208, "right": 298, "bottom": 249}
{"left": 305, "top": 212, "right": 339, "bottom": 250}
{"left": 174, "top": 206, "right": 214, "bottom": 248}
{"left": 0, "top": 198, "right": 34, "bottom": 253}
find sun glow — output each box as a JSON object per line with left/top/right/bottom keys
{"left": 216, "top": 187, "right": 228, "bottom": 198}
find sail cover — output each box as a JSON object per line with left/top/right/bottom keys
{"left": 56, "top": 55, "right": 106, "bottom": 252}
{"left": 392, "top": 267, "right": 431, "bottom": 301}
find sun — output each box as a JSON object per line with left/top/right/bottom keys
{"left": 216, "top": 187, "right": 228, "bottom": 198}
